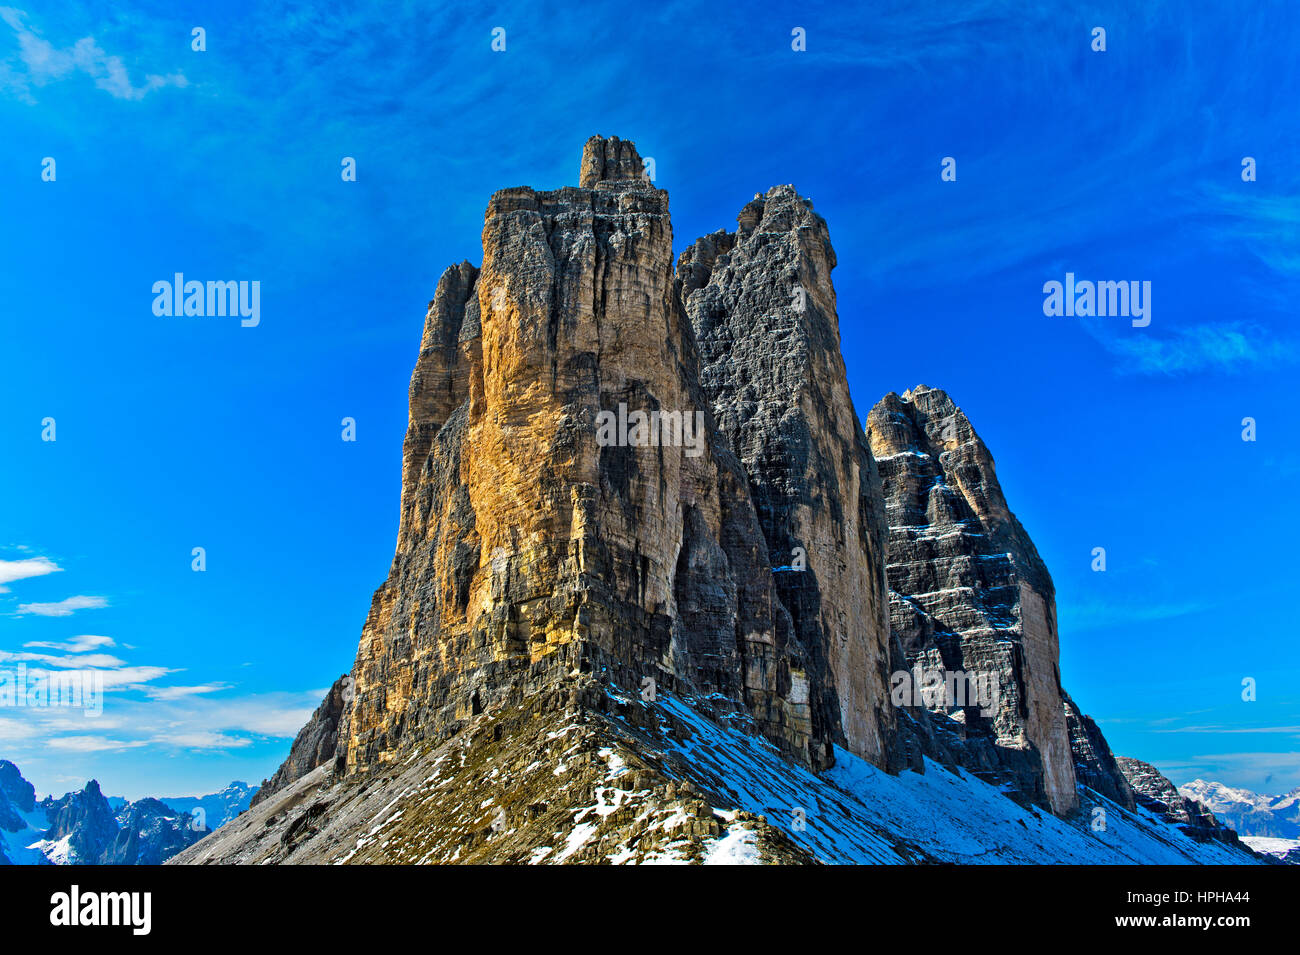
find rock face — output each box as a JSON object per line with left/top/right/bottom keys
{"left": 1063, "top": 693, "right": 1136, "bottom": 809}
{"left": 44, "top": 780, "right": 120, "bottom": 862}
{"left": 251, "top": 675, "right": 348, "bottom": 807}
{"left": 866, "top": 385, "right": 1078, "bottom": 815}
{"left": 0, "top": 759, "right": 35, "bottom": 836}
{"left": 1117, "top": 757, "right": 1242, "bottom": 846}
{"left": 678, "top": 187, "right": 897, "bottom": 770}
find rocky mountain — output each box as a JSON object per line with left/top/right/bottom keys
{"left": 1116, "top": 758, "right": 1242, "bottom": 846}
{"left": 160, "top": 781, "right": 258, "bottom": 830}
{"left": 1176, "top": 778, "right": 1300, "bottom": 861}
{"left": 865, "top": 386, "right": 1079, "bottom": 814}
{"left": 1178, "top": 779, "right": 1300, "bottom": 838}
{"left": 177, "top": 137, "right": 1260, "bottom": 865}
{"left": 0, "top": 760, "right": 253, "bottom": 865}
{"left": 678, "top": 186, "right": 896, "bottom": 772}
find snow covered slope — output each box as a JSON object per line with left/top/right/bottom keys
{"left": 172, "top": 686, "right": 1260, "bottom": 865}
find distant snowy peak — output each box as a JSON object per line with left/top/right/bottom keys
{"left": 160, "top": 780, "right": 257, "bottom": 830}
{"left": 1178, "top": 779, "right": 1271, "bottom": 811}
{"left": 1177, "top": 779, "right": 1300, "bottom": 839}
{"left": 0, "top": 761, "right": 254, "bottom": 865}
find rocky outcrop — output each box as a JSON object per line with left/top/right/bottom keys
{"left": 0, "top": 760, "right": 35, "bottom": 814}
{"left": 1063, "top": 693, "right": 1136, "bottom": 809}
{"left": 678, "top": 186, "right": 897, "bottom": 770}
{"left": 43, "top": 780, "right": 120, "bottom": 863}
{"left": 0, "top": 759, "right": 35, "bottom": 835}
{"left": 331, "top": 134, "right": 838, "bottom": 784}
{"left": 1117, "top": 757, "right": 1242, "bottom": 846}
{"left": 251, "top": 674, "right": 348, "bottom": 807}
{"left": 866, "top": 385, "right": 1078, "bottom": 815}
{"left": 104, "top": 798, "right": 208, "bottom": 865}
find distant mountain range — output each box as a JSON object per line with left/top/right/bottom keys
{"left": 1178, "top": 779, "right": 1300, "bottom": 863}
{"left": 0, "top": 759, "right": 257, "bottom": 865}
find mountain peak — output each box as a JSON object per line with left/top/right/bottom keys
{"left": 578, "top": 135, "right": 647, "bottom": 188}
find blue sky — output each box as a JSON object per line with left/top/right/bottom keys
{"left": 1, "top": 1, "right": 1297, "bottom": 800}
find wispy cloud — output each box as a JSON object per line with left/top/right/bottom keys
{"left": 1062, "top": 598, "right": 1210, "bottom": 633}
{"left": 148, "top": 730, "right": 252, "bottom": 750}
{"left": 24, "top": 634, "right": 115, "bottom": 653}
{"left": 142, "top": 683, "right": 231, "bottom": 701}
{"left": 0, "top": 6, "right": 186, "bottom": 102}
{"left": 15, "top": 594, "right": 108, "bottom": 616}
{"left": 1156, "top": 725, "right": 1300, "bottom": 736}
{"left": 1083, "top": 320, "right": 1296, "bottom": 376}
{"left": 45, "top": 735, "right": 147, "bottom": 753}
{"left": 0, "top": 649, "right": 126, "bottom": 668}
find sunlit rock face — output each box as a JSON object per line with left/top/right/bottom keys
{"left": 866, "top": 385, "right": 1079, "bottom": 815}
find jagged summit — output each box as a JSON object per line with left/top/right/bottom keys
{"left": 868, "top": 386, "right": 1078, "bottom": 813}
{"left": 578, "top": 134, "right": 649, "bottom": 188}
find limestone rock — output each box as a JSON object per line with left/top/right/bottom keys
{"left": 251, "top": 674, "right": 349, "bottom": 807}
{"left": 1117, "top": 757, "right": 1242, "bottom": 846}
{"left": 270, "top": 136, "right": 834, "bottom": 791}
{"left": 207, "top": 137, "right": 1252, "bottom": 863}
{"left": 678, "top": 186, "right": 897, "bottom": 769}
{"left": 866, "top": 385, "right": 1078, "bottom": 814}
{"left": 578, "top": 135, "right": 648, "bottom": 189}
{"left": 1063, "top": 693, "right": 1136, "bottom": 809}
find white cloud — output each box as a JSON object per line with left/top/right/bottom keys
{"left": 1088, "top": 320, "right": 1297, "bottom": 376}
{"left": 45, "top": 735, "right": 148, "bottom": 753}
{"left": 0, "top": 556, "right": 61, "bottom": 592}
{"left": 0, "top": 649, "right": 127, "bottom": 669}
{"left": 88, "top": 665, "right": 174, "bottom": 690}
{"left": 0, "top": 7, "right": 187, "bottom": 102}
{"left": 24, "top": 634, "right": 116, "bottom": 653}
{"left": 149, "top": 730, "right": 252, "bottom": 750}
{"left": 142, "top": 683, "right": 231, "bottom": 701}
{"left": 16, "top": 594, "right": 108, "bottom": 616}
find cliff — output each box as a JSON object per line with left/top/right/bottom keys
{"left": 866, "top": 385, "right": 1079, "bottom": 814}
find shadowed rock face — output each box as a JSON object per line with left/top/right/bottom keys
{"left": 250, "top": 675, "right": 349, "bottom": 809}
{"left": 866, "top": 385, "right": 1078, "bottom": 815}
{"left": 678, "top": 188, "right": 897, "bottom": 770}
{"left": 1064, "top": 693, "right": 1136, "bottom": 810}
{"left": 1117, "top": 757, "right": 1242, "bottom": 846}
